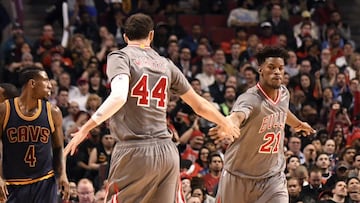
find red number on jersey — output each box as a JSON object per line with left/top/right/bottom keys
{"left": 131, "top": 74, "right": 168, "bottom": 108}
{"left": 151, "top": 76, "right": 167, "bottom": 109}
{"left": 24, "top": 145, "right": 36, "bottom": 167}
{"left": 131, "top": 74, "right": 150, "bottom": 106}
{"left": 258, "top": 132, "right": 281, "bottom": 154}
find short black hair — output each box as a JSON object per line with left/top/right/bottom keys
{"left": 255, "top": 46, "right": 289, "bottom": 66}
{"left": 18, "top": 67, "right": 45, "bottom": 88}
{"left": 0, "top": 83, "right": 19, "bottom": 99}
{"left": 124, "top": 13, "right": 154, "bottom": 40}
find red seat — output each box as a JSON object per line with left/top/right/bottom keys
{"left": 177, "top": 14, "right": 203, "bottom": 27}
{"left": 203, "top": 14, "right": 228, "bottom": 27}
{"left": 208, "top": 27, "right": 235, "bottom": 46}
{"left": 152, "top": 14, "right": 167, "bottom": 24}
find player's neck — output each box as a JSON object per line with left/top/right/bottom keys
{"left": 127, "top": 39, "right": 151, "bottom": 48}
{"left": 257, "top": 82, "right": 279, "bottom": 101}
{"left": 17, "top": 94, "right": 39, "bottom": 112}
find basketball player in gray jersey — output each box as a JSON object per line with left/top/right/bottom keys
{"left": 210, "top": 46, "right": 316, "bottom": 203}
{"left": 64, "top": 13, "right": 240, "bottom": 203}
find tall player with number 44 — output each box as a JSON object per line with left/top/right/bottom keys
{"left": 64, "top": 13, "right": 240, "bottom": 203}
{"left": 210, "top": 46, "right": 316, "bottom": 203}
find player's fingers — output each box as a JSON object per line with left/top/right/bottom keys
{"left": 63, "top": 183, "right": 70, "bottom": 200}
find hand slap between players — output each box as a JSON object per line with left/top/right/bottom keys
{"left": 209, "top": 117, "right": 240, "bottom": 144}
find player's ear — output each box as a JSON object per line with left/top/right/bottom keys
{"left": 148, "top": 30, "right": 154, "bottom": 42}
{"left": 123, "top": 33, "right": 129, "bottom": 43}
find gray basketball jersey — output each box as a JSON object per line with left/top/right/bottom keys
{"left": 106, "top": 45, "right": 191, "bottom": 141}
{"left": 224, "top": 83, "right": 290, "bottom": 179}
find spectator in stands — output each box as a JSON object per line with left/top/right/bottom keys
{"left": 287, "top": 177, "right": 303, "bottom": 203}
{"left": 226, "top": 41, "right": 243, "bottom": 70}
{"left": 258, "top": 21, "right": 278, "bottom": 46}
{"left": 288, "top": 136, "right": 305, "bottom": 164}
{"left": 293, "top": 10, "right": 320, "bottom": 40}
{"left": 323, "top": 10, "right": 351, "bottom": 42}
{"left": 180, "top": 24, "right": 203, "bottom": 55}
{"left": 33, "top": 24, "right": 60, "bottom": 63}
{"left": 87, "top": 70, "right": 107, "bottom": 100}
{"left": 209, "top": 67, "right": 227, "bottom": 102}
{"left": 218, "top": 86, "right": 236, "bottom": 116}
{"left": 2, "top": 22, "right": 30, "bottom": 65}
{"left": 238, "top": 34, "right": 259, "bottom": 66}
{"left": 191, "top": 185, "right": 216, "bottom": 203}
{"left": 56, "top": 86, "right": 70, "bottom": 117}
{"left": 266, "top": 3, "right": 295, "bottom": 48}
{"left": 77, "top": 178, "right": 96, "bottom": 203}
{"left": 213, "top": 48, "right": 235, "bottom": 77}
{"left": 301, "top": 167, "right": 325, "bottom": 202}
{"left": 315, "top": 153, "right": 332, "bottom": 185}
{"left": 195, "top": 57, "right": 215, "bottom": 91}
{"left": 176, "top": 46, "right": 193, "bottom": 80}
{"left": 7, "top": 52, "right": 43, "bottom": 88}
{"left": 226, "top": 0, "right": 259, "bottom": 28}
{"left": 303, "top": 143, "right": 317, "bottom": 170}
{"left": 286, "top": 155, "right": 301, "bottom": 178}
{"left": 94, "top": 188, "right": 106, "bottom": 203}
{"left": 85, "top": 93, "right": 102, "bottom": 116}
{"left": 347, "top": 177, "right": 360, "bottom": 202}
{"left": 238, "top": 66, "right": 258, "bottom": 93}
{"left": 69, "top": 77, "right": 89, "bottom": 111}
{"left": 259, "top": 0, "right": 289, "bottom": 22}
{"left": 88, "top": 130, "right": 115, "bottom": 190}
{"left": 285, "top": 50, "right": 300, "bottom": 77}
{"left": 323, "top": 139, "right": 337, "bottom": 170}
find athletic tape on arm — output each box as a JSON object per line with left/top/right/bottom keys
{"left": 91, "top": 74, "right": 129, "bottom": 124}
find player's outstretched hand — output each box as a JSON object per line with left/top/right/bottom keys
{"left": 209, "top": 117, "right": 240, "bottom": 144}
{"left": 294, "top": 121, "right": 316, "bottom": 136}
{"left": 0, "top": 177, "right": 8, "bottom": 202}
{"left": 58, "top": 173, "right": 70, "bottom": 201}
{"left": 64, "top": 129, "right": 89, "bottom": 156}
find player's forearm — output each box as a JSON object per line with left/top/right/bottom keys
{"left": 194, "top": 98, "right": 228, "bottom": 128}
{"left": 90, "top": 74, "right": 129, "bottom": 125}
{"left": 286, "top": 110, "right": 302, "bottom": 128}
{"left": 53, "top": 147, "right": 66, "bottom": 176}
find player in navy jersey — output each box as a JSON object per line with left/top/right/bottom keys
{"left": 0, "top": 67, "right": 69, "bottom": 202}
{"left": 64, "top": 13, "right": 240, "bottom": 203}
{"left": 210, "top": 46, "right": 316, "bottom": 203}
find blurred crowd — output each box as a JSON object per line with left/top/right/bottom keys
{"left": 1, "top": 0, "right": 360, "bottom": 202}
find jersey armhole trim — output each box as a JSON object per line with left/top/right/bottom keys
{"left": 46, "top": 102, "right": 55, "bottom": 133}
{"left": 3, "top": 100, "right": 10, "bottom": 130}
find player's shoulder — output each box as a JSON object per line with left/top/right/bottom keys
{"left": 279, "top": 85, "right": 290, "bottom": 96}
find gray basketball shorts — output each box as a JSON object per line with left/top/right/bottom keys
{"left": 216, "top": 170, "right": 288, "bottom": 203}
{"left": 105, "top": 138, "right": 181, "bottom": 203}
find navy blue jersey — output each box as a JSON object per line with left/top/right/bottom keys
{"left": 2, "top": 98, "right": 55, "bottom": 185}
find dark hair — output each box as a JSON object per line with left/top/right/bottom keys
{"left": 18, "top": 67, "right": 45, "bottom": 88}
{"left": 124, "top": 13, "right": 154, "bottom": 40}
{"left": 208, "top": 152, "right": 222, "bottom": 163}
{"left": 287, "top": 155, "right": 300, "bottom": 164}
{"left": 0, "top": 83, "right": 19, "bottom": 99}
{"left": 195, "top": 146, "right": 210, "bottom": 167}
{"left": 57, "top": 86, "right": 69, "bottom": 95}
{"left": 255, "top": 46, "right": 289, "bottom": 65}
{"left": 315, "top": 152, "right": 329, "bottom": 162}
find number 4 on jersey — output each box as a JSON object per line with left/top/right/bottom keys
{"left": 24, "top": 145, "right": 36, "bottom": 167}
{"left": 131, "top": 74, "right": 168, "bottom": 109}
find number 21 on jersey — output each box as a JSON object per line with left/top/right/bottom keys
{"left": 258, "top": 132, "right": 281, "bottom": 154}
{"left": 131, "top": 74, "right": 168, "bottom": 109}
